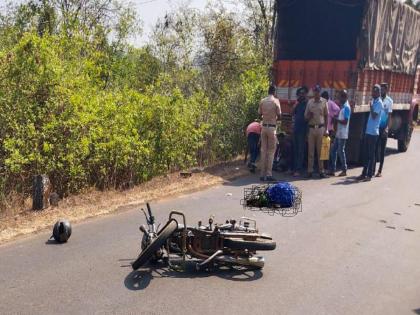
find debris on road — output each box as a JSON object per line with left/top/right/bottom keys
{"left": 180, "top": 171, "right": 192, "bottom": 178}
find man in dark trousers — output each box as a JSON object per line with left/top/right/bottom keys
{"left": 358, "top": 84, "right": 384, "bottom": 182}
{"left": 292, "top": 86, "right": 308, "bottom": 177}
{"left": 274, "top": 132, "right": 293, "bottom": 172}
{"left": 374, "top": 83, "right": 393, "bottom": 177}
{"left": 245, "top": 120, "right": 262, "bottom": 173}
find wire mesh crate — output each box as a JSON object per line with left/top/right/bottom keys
{"left": 241, "top": 183, "right": 302, "bottom": 216}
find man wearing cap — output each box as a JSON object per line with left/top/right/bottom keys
{"left": 358, "top": 84, "right": 384, "bottom": 181}
{"left": 304, "top": 84, "right": 329, "bottom": 178}
{"left": 258, "top": 85, "right": 282, "bottom": 181}
{"left": 292, "top": 86, "right": 309, "bottom": 177}
{"left": 374, "top": 83, "right": 393, "bottom": 177}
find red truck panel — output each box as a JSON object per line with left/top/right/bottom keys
{"left": 274, "top": 60, "right": 358, "bottom": 108}
{"left": 274, "top": 62, "right": 417, "bottom": 130}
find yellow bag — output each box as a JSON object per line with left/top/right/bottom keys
{"left": 320, "top": 136, "right": 330, "bottom": 161}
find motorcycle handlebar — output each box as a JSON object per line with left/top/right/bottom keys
{"left": 146, "top": 203, "right": 155, "bottom": 225}
{"left": 146, "top": 203, "right": 152, "bottom": 217}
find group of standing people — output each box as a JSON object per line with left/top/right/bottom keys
{"left": 292, "top": 84, "right": 351, "bottom": 178}
{"left": 246, "top": 82, "right": 393, "bottom": 182}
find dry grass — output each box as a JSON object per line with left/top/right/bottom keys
{"left": 0, "top": 159, "right": 249, "bottom": 245}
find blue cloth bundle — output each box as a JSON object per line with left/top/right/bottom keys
{"left": 266, "top": 182, "right": 296, "bottom": 208}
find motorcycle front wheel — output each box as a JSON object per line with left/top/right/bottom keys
{"left": 132, "top": 219, "right": 178, "bottom": 270}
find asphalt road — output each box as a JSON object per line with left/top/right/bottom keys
{"left": 1, "top": 131, "right": 420, "bottom": 315}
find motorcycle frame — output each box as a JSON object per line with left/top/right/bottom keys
{"left": 164, "top": 212, "right": 264, "bottom": 270}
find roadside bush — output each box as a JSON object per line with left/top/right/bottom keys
{"left": 0, "top": 1, "right": 270, "bottom": 213}
{"left": 200, "top": 66, "right": 269, "bottom": 163}
{"left": 0, "top": 33, "right": 208, "bottom": 203}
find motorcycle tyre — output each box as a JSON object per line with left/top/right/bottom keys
{"left": 132, "top": 219, "right": 178, "bottom": 270}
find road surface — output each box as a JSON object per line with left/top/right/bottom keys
{"left": 1, "top": 131, "right": 420, "bottom": 315}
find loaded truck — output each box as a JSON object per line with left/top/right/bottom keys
{"left": 273, "top": 0, "right": 420, "bottom": 163}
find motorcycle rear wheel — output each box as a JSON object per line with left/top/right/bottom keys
{"left": 224, "top": 238, "right": 276, "bottom": 251}
{"left": 132, "top": 219, "right": 178, "bottom": 270}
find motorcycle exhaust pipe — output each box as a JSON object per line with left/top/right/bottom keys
{"left": 196, "top": 250, "right": 223, "bottom": 271}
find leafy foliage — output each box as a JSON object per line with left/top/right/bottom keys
{"left": 0, "top": 0, "right": 270, "bottom": 209}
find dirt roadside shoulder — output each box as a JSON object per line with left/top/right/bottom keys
{"left": 0, "top": 160, "right": 250, "bottom": 245}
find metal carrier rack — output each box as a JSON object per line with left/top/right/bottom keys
{"left": 241, "top": 184, "right": 303, "bottom": 216}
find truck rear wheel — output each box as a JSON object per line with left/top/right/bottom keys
{"left": 397, "top": 125, "right": 413, "bottom": 152}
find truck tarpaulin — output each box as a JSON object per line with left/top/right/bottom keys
{"left": 361, "top": 0, "right": 420, "bottom": 75}
{"left": 274, "top": 0, "right": 366, "bottom": 61}
{"left": 275, "top": 0, "right": 420, "bottom": 75}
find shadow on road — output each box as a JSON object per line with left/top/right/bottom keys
{"left": 384, "top": 147, "right": 400, "bottom": 157}
{"left": 45, "top": 239, "right": 64, "bottom": 245}
{"left": 331, "top": 176, "right": 361, "bottom": 186}
{"left": 215, "top": 143, "right": 401, "bottom": 189}
{"left": 222, "top": 170, "right": 302, "bottom": 188}
{"left": 124, "top": 261, "right": 263, "bottom": 291}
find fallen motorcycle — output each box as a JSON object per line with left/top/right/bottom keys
{"left": 131, "top": 203, "right": 276, "bottom": 271}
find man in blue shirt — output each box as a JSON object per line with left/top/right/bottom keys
{"left": 292, "top": 86, "right": 308, "bottom": 177}
{"left": 358, "top": 84, "right": 384, "bottom": 181}
{"left": 374, "top": 83, "right": 393, "bottom": 177}
{"left": 328, "top": 90, "right": 351, "bottom": 176}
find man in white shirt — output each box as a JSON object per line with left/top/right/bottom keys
{"left": 328, "top": 90, "right": 351, "bottom": 176}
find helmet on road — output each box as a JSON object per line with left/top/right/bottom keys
{"left": 52, "top": 219, "right": 72, "bottom": 243}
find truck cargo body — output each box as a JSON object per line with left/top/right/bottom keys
{"left": 273, "top": 0, "right": 420, "bottom": 162}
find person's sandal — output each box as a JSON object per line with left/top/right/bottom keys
{"left": 376, "top": 172, "right": 382, "bottom": 177}
{"left": 338, "top": 171, "right": 347, "bottom": 177}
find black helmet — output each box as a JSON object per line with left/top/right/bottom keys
{"left": 51, "top": 219, "right": 72, "bottom": 243}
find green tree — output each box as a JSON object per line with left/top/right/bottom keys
{"left": 0, "top": 0, "right": 272, "bottom": 212}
